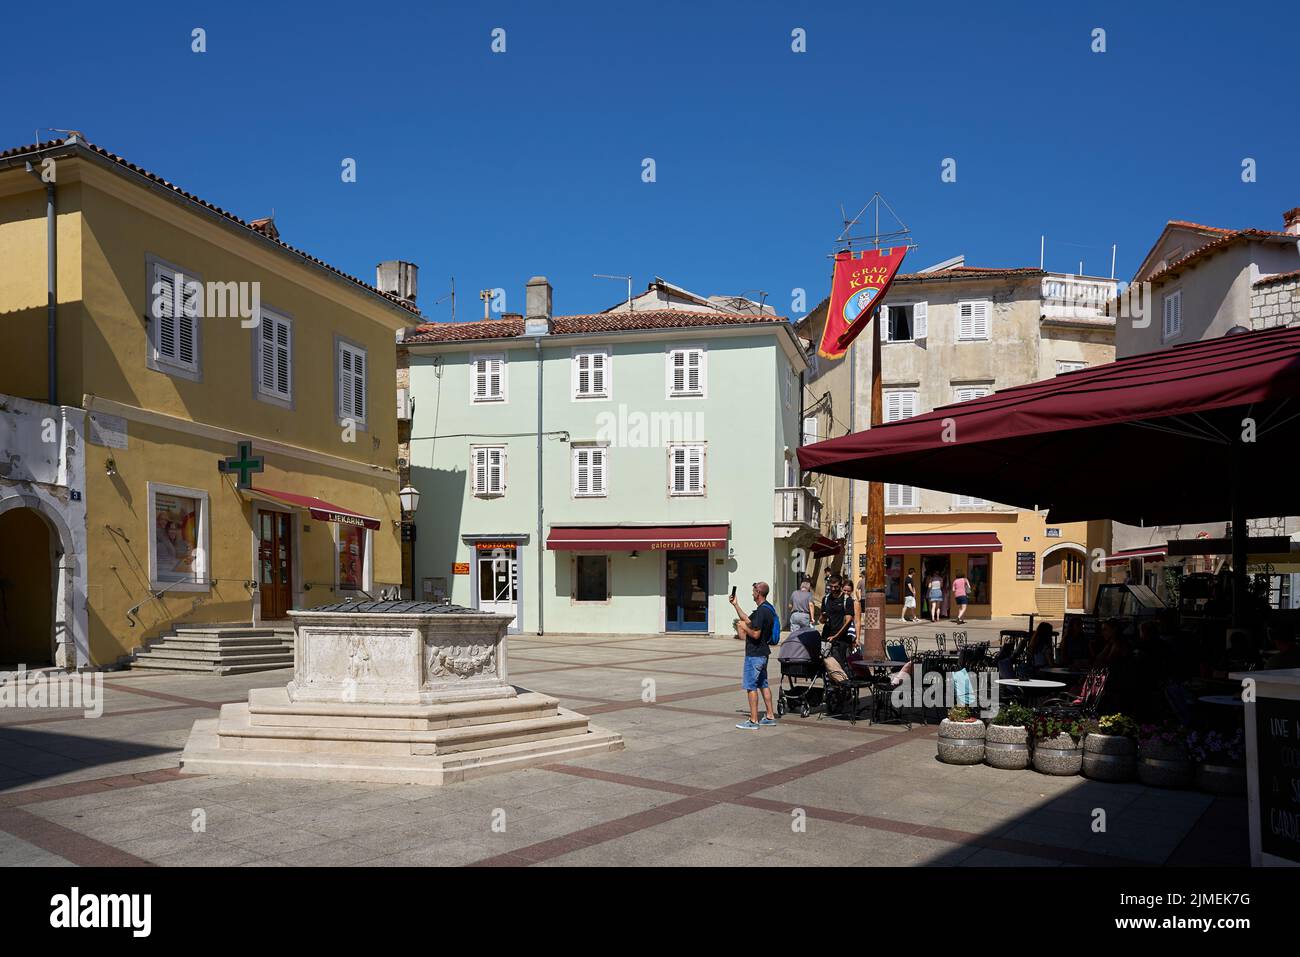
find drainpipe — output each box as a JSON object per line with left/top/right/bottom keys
{"left": 536, "top": 337, "right": 544, "bottom": 635}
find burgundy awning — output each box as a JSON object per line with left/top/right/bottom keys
{"left": 885, "top": 532, "right": 1003, "bottom": 553}
{"left": 1103, "top": 546, "right": 1167, "bottom": 566}
{"left": 810, "top": 535, "right": 844, "bottom": 558}
{"left": 245, "top": 487, "right": 382, "bottom": 530}
{"left": 546, "top": 524, "right": 729, "bottom": 551}
{"left": 798, "top": 325, "right": 1300, "bottom": 527}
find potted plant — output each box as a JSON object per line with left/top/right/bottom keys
{"left": 985, "top": 703, "right": 1033, "bottom": 770}
{"left": 1137, "top": 722, "right": 1193, "bottom": 788}
{"left": 1030, "top": 713, "right": 1090, "bottom": 775}
{"left": 937, "top": 706, "right": 986, "bottom": 765}
{"left": 1083, "top": 714, "right": 1139, "bottom": 782}
{"left": 1187, "top": 728, "right": 1246, "bottom": 795}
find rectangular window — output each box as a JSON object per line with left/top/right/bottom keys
{"left": 1056, "top": 360, "right": 1086, "bottom": 375}
{"left": 886, "top": 483, "right": 917, "bottom": 508}
{"left": 669, "top": 444, "right": 706, "bottom": 496}
{"left": 338, "top": 340, "right": 367, "bottom": 425}
{"left": 257, "top": 309, "right": 293, "bottom": 402}
{"left": 472, "top": 446, "right": 507, "bottom": 497}
{"left": 884, "top": 390, "right": 918, "bottom": 422}
{"left": 572, "top": 446, "right": 608, "bottom": 497}
{"left": 953, "top": 492, "right": 986, "bottom": 508}
{"left": 572, "top": 350, "right": 610, "bottom": 399}
{"left": 337, "top": 524, "right": 368, "bottom": 592}
{"left": 1162, "top": 290, "right": 1182, "bottom": 341}
{"left": 953, "top": 385, "right": 990, "bottom": 403}
{"left": 147, "top": 483, "right": 209, "bottom": 590}
{"left": 472, "top": 354, "right": 507, "bottom": 402}
{"left": 883, "top": 304, "right": 913, "bottom": 342}
{"left": 574, "top": 554, "right": 610, "bottom": 602}
{"left": 667, "top": 346, "right": 706, "bottom": 397}
{"left": 801, "top": 415, "right": 820, "bottom": 446}
{"left": 148, "top": 259, "right": 201, "bottom": 377}
{"left": 965, "top": 554, "right": 991, "bottom": 604}
{"left": 957, "top": 299, "right": 991, "bottom": 341}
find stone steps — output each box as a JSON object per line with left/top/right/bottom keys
{"left": 129, "top": 624, "right": 295, "bottom": 675}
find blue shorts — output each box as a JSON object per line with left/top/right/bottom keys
{"left": 956, "top": 596, "right": 968, "bottom": 606}
{"left": 742, "top": 655, "right": 769, "bottom": 691}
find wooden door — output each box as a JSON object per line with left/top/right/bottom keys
{"left": 258, "top": 511, "right": 294, "bottom": 620}
{"left": 1064, "top": 551, "right": 1085, "bottom": 609}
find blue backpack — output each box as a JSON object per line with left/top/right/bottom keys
{"left": 764, "top": 601, "right": 782, "bottom": 644}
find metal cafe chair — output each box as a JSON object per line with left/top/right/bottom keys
{"left": 934, "top": 633, "right": 947, "bottom": 652}
{"left": 953, "top": 632, "right": 968, "bottom": 648}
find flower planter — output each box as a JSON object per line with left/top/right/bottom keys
{"left": 1137, "top": 740, "right": 1193, "bottom": 788}
{"left": 1033, "top": 732, "right": 1083, "bottom": 775}
{"left": 937, "top": 718, "right": 986, "bottom": 765}
{"left": 984, "top": 723, "right": 1029, "bottom": 770}
{"left": 1082, "top": 733, "right": 1136, "bottom": 782}
{"left": 1195, "top": 762, "right": 1246, "bottom": 795}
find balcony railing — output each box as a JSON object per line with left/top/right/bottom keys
{"left": 1041, "top": 275, "right": 1118, "bottom": 319}
{"left": 775, "top": 486, "right": 822, "bottom": 530}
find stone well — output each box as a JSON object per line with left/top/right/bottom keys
{"left": 180, "top": 601, "right": 623, "bottom": 785}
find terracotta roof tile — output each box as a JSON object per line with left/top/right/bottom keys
{"left": 404, "top": 309, "right": 789, "bottom": 343}
{"left": 1144, "top": 228, "right": 1300, "bottom": 287}
{"left": 896, "top": 265, "right": 1043, "bottom": 282}
{"left": 0, "top": 139, "right": 419, "bottom": 315}
{"left": 1254, "top": 269, "right": 1300, "bottom": 288}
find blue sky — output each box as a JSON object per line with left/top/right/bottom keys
{"left": 3, "top": 0, "right": 1297, "bottom": 320}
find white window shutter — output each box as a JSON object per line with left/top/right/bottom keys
{"left": 352, "top": 349, "right": 366, "bottom": 421}
{"left": 474, "top": 359, "right": 488, "bottom": 400}
{"left": 592, "top": 449, "right": 606, "bottom": 494}
{"left": 154, "top": 264, "right": 178, "bottom": 362}
{"left": 339, "top": 346, "right": 354, "bottom": 418}
{"left": 802, "top": 416, "right": 819, "bottom": 445}
{"left": 473, "top": 448, "right": 487, "bottom": 494}
{"left": 913, "top": 301, "right": 928, "bottom": 339}
{"left": 592, "top": 353, "right": 605, "bottom": 395}
{"left": 879, "top": 305, "right": 890, "bottom": 342}
{"left": 260, "top": 320, "right": 276, "bottom": 391}
{"left": 178, "top": 275, "right": 199, "bottom": 367}
{"left": 275, "top": 319, "right": 291, "bottom": 397}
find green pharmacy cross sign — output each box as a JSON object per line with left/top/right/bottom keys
{"left": 218, "top": 440, "right": 264, "bottom": 490}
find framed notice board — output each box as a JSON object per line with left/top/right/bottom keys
{"left": 1256, "top": 696, "right": 1300, "bottom": 863}
{"left": 1015, "top": 551, "right": 1036, "bottom": 581}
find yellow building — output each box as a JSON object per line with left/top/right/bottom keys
{"left": 0, "top": 137, "right": 415, "bottom": 669}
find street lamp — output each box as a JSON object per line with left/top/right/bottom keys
{"left": 399, "top": 485, "right": 421, "bottom": 600}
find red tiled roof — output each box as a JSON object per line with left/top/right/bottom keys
{"left": 0, "top": 139, "right": 419, "bottom": 315}
{"left": 896, "top": 265, "right": 1042, "bottom": 282}
{"left": 1254, "top": 269, "right": 1300, "bottom": 288}
{"left": 403, "top": 309, "right": 789, "bottom": 343}
{"left": 1144, "top": 228, "right": 1300, "bottom": 287}
{"left": 1166, "top": 220, "right": 1235, "bottom": 234}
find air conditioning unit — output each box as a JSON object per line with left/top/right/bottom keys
{"left": 397, "top": 388, "right": 412, "bottom": 421}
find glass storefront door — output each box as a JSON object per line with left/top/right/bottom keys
{"left": 666, "top": 550, "right": 709, "bottom": 632}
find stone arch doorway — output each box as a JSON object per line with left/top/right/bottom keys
{"left": 1042, "top": 543, "right": 1087, "bottom": 612}
{"left": 0, "top": 506, "right": 58, "bottom": 667}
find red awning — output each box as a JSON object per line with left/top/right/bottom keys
{"left": 246, "top": 487, "right": 382, "bottom": 531}
{"left": 547, "top": 525, "right": 729, "bottom": 551}
{"left": 810, "top": 535, "right": 844, "bottom": 558}
{"left": 885, "top": 532, "right": 1003, "bottom": 553}
{"left": 1103, "top": 546, "right": 1167, "bottom": 566}
{"left": 798, "top": 325, "right": 1300, "bottom": 526}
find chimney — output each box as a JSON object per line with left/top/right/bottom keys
{"left": 524, "top": 276, "right": 552, "bottom": 336}
{"left": 376, "top": 261, "right": 419, "bottom": 304}
{"left": 1284, "top": 207, "right": 1300, "bottom": 236}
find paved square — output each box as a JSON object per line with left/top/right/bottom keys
{"left": 0, "top": 629, "right": 1247, "bottom": 867}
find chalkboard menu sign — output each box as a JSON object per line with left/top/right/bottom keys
{"left": 1016, "top": 551, "right": 1036, "bottom": 580}
{"left": 1257, "top": 696, "right": 1300, "bottom": 863}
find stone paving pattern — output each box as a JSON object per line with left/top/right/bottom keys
{"left": 0, "top": 620, "right": 1248, "bottom": 867}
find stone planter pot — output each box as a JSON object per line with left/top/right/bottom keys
{"left": 984, "top": 723, "right": 1029, "bottom": 770}
{"left": 1137, "top": 739, "right": 1193, "bottom": 788}
{"left": 937, "top": 718, "right": 986, "bottom": 765}
{"left": 1195, "top": 762, "right": 1246, "bottom": 795}
{"left": 1082, "top": 733, "right": 1136, "bottom": 782}
{"left": 1033, "top": 732, "right": 1083, "bottom": 775}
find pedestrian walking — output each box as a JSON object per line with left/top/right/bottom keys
{"left": 901, "top": 567, "right": 917, "bottom": 622}
{"left": 927, "top": 571, "right": 944, "bottom": 622}
{"left": 731, "top": 582, "right": 777, "bottom": 729}
{"left": 822, "top": 578, "right": 860, "bottom": 678}
{"left": 788, "top": 578, "right": 814, "bottom": 632}
{"left": 951, "top": 572, "right": 971, "bottom": 623}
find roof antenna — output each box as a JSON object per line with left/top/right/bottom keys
{"left": 594, "top": 273, "right": 633, "bottom": 312}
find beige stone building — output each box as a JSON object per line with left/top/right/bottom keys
{"left": 800, "top": 259, "right": 1116, "bottom": 618}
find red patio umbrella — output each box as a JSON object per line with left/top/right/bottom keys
{"left": 797, "top": 324, "right": 1300, "bottom": 624}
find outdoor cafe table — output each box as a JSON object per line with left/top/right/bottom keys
{"left": 996, "top": 678, "right": 1065, "bottom": 705}
{"left": 850, "top": 660, "right": 907, "bottom": 676}
{"left": 1039, "top": 667, "right": 1087, "bottom": 681}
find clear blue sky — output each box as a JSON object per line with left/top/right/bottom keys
{"left": 4, "top": 0, "right": 1296, "bottom": 320}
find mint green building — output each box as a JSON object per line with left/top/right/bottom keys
{"left": 401, "top": 277, "right": 819, "bottom": 636}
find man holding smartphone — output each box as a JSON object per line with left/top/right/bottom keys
{"left": 730, "top": 581, "right": 777, "bottom": 729}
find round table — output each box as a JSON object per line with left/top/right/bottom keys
{"left": 996, "top": 678, "right": 1065, "bottom": 704}
{"left": 1039, "top": 667, "right": 1087, "bottom": 679}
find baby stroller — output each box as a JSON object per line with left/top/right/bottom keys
{"left": 776, "top": 628, "right": 825, "bottom": 718}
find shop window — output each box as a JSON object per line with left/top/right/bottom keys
{"left": 574, "top": 554, "right": 609, "bottom": 602}
{"left": 337, "top": 524, "right": 368, "bottom": 591}
{"left": 148, "top": 483, "right": 209, "bottom": 590}
{"left": 966, "top": 553, "right": 991, "bottom": 604}
{"left": 885, "top": 555, "right": 902, "bottom": 603}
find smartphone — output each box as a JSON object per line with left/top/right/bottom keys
{"left": 730, "top": 585, "right": 737, "bottom": 600}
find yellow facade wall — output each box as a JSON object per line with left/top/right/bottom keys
{"left": 880, "top": 510, "right": 1103, "bottom": 620}
{"left": 2, "top": 154, "right": 412, "bottom": 665}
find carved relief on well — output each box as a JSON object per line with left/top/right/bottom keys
{"left": 426, "top": 642, "right": 497, "bottom": 680}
